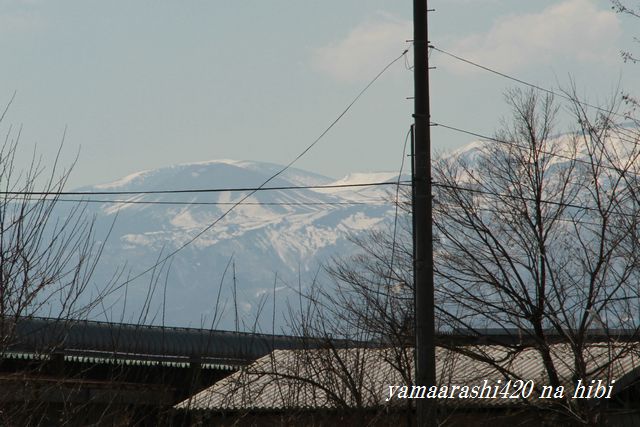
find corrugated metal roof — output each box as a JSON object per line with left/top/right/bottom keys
{"left": 176, "top": 343, "right": 640, "bottom": 411}
{"left": 3, "top": 317, "right": 319, "bottom": 367}
{"left": 1, "top": 348, "right": 239, "bottom": 370}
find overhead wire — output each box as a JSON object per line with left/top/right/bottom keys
{"left": 387, "top": 127, "right": 412, "bottom": 285}
{"left": 0, "top": 180, "right": 410, "bottom": 197}
{"left": 432, "top": 181, "right": 640, "bottom": 221}
{"left": 35, "top": 197, "right": 394, "bottom": 207}
{"left": 7, "top": 180, "right": 408, "bottom": 207}
{"left": 430, "top": 45, "right": 640, "bottom": 144}
{"left": 431, "top": 122, "right": 640, "bottom": 180}
{"left": 430, "top": 45, "right": 635, "bottom": 121}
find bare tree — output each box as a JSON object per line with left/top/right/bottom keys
{"left": 222, "top": 89, "right": 640, "bottom": 426}
{"left": 611, "top": 1, "right": 640, "bottom": 114}
{"left": 0, "top": 98, "right": 123, "bottom": 424}
{"left": 0, "top": 118, "right": 109, "bottom": 331}
{"left": 611, "top": 1, "right": 639, "bottom": 64}
{"left": 433, "top": 88, "right": 640, "bottom": 424}
{"left": 238, "top": 193, "right": 419, "bottom": 425}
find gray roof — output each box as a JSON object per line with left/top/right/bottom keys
{"left": 4, "top": 317, "right": 315, "bottom": 367}
{"left": 176, "top": 343, "right": 640, "bottom": 411}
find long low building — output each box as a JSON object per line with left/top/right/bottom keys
{"left": 4, "top": 316, "right": 311, "bottom": 366}
{"left": 175, "top": 342, "right": 640, "bottom": 426}
{"left": 0, "top": 316, "right": 323, "bottom": 425}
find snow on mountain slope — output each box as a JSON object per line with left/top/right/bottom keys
{"left": 76, "top": 160, "right": 400, "bottom": 329}
{"left": 79, "top": 131, "right": 634, "bottom": 328}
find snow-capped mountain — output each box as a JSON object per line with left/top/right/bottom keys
{"left": 76, "top": 160, "right": 402, "bottom": 330}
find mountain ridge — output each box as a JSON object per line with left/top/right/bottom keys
{"left": 73, "top": 159, "right": 402, "bottom": 329}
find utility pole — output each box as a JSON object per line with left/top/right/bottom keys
{"left": 413, "top": 0, "right": 436, "bottom": 425}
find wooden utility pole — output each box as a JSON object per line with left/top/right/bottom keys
{"left": 413, "top": 0, "right": 436, "bottom": 425}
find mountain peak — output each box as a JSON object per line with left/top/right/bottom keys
{"left": 90, "top": 159, "right": 333, "bottom": 191}
{"left": 74, "top": 160, "right": 398, "bottom": 328}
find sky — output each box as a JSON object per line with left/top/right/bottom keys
{"left": 0, "top": 0, "right": 638, "bottom": 188}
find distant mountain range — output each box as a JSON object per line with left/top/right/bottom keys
{"left": 73, "top": 160, "right": 404, "bottom": 330}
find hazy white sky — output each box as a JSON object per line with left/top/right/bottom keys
{"left": 0, "top": 0, "right": 637, "bottom": 187}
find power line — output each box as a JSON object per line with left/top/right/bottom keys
{"left": 388, "top": 127, "right": 412, "bottom": 283}
{"left": 41, "top": 198, "right": 393, "bottom": 207}
{"left": 431, "top": 45, "right": 561, "bottom": 99}
{"left": 430, "top": 45, "right": 639, "bottom": 125}
{"left": 0, "top": 180, "right": 410, "bottom": 197}
{"left": 432, "top": 181, "right": 640, "bottom": 221}
{"left": 97, "top": 49, "right": 410, "bottom": 301}
{"left": 431, "top": 122, "right": 640, "bottom": 180}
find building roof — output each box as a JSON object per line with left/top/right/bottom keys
{"left": 3, "top": 317, "right": 317, "bottom": 367}
{"left": 176, "top": 343, "right": 640, "bottom": 411}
